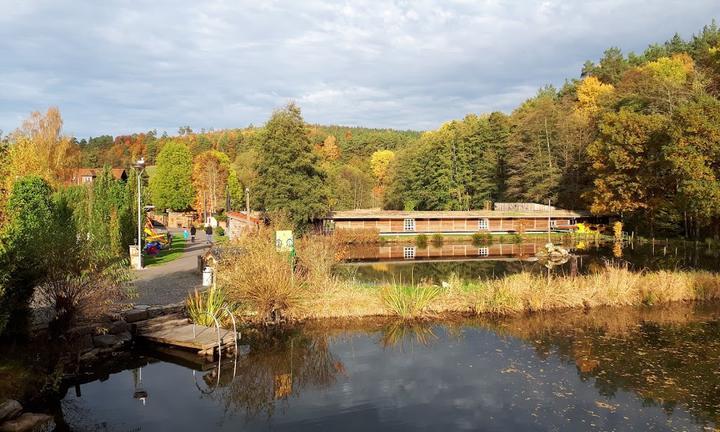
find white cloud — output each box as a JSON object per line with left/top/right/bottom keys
{"left": 0, "top": 0, "right": 717, "bottom": 136}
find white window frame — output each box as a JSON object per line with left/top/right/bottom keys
{"left": 403, "top": 246, "right": 416, "bottom": 259}
{"left": 478, "top": 247, "right": 489, "bottom": 257}
{"left": 550, "top": 219, "right": 557, "bottom": 228}
{"left": 478, "top": 218, "right": 489, "bottom": 230}
{"left": 403, "top": 218, "right": 416, "bottom": 232}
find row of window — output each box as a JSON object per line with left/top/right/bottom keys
{"left": 403, "top": 246, "right": 489, "bottom": 259}
{"left": 403, "top": 218, "right": 488, "bottom": 232}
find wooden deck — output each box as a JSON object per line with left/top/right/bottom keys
{"left": 135, "top": 313, "right": 237, "bottom": 354}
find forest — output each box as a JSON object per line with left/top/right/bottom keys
{"left": 2, "top": 22, "right": 720, "bottom": 237}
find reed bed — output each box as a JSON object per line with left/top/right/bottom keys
{"left": 214, "top": 230, "right": 720, "bottom": 322}
{"left": 298, "top": 264, "right": 720, "bottom": 320}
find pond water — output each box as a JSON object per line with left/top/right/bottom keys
{"left": 57, "top": 303, "right": 720, "bottom": 431}
{"left": 338, "top": 239, "right": 720, "bottom": 284}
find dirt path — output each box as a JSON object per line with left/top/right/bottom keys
{"left": 131, "top": 230, "right": 211, "bottom": 305}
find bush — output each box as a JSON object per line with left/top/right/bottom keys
{"left": 381, "top": 283, "right": 441, "bottom": 319}
{"left": 186, "top": 284, "right": 235, "bottom": 327}
{"left": 471, "top": 232, "right": 493, "bottom": 246}
{"left": 0, "top": 176, "right": 55, "bottom": 336}
{"left": 431, "top": 233, "right": 444, "bottom": 246}
{"left": 35, "top": 194, "right": 132, "bottom": 332}
{"left": 216, "top": 226, "right": 225, "bottom": 236}
{"left": 333, "top": 227, "right": 381, "bottom": 244}
{"left": 216, "top": 227, "right": 306, "bottom": 323}
{"left": 415, "top": 234, "right": 428, "bottom": 248}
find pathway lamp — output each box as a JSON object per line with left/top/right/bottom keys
{"left": 133, "top": 157, "right": 146, "bottom": 270}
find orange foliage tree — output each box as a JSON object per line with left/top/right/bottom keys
{"left": 192, "top": 150, "right": 231, "bottom": 217}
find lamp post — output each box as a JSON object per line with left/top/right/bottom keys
{"left": 133, "top": 157, "right": 146, "bottom": 270}
{"left": 245, "top": 187, "right": 250, "bottom": 221}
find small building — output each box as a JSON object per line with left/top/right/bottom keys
{"left": 70, "top": 168, "right": 128, "bottom": 185}
{"left": 226, "top": 211, "right": 261, "bottom": 240}
{"left": 321, "top": 206, "right": 590, "bottom": 236}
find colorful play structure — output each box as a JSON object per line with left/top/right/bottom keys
{"left": 143, "top": 219, "right": 171, "bottom": 255}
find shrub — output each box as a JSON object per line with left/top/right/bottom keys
{"left": 0, "top": 176, "right": 55, "bottom": 336}
{"left": 381, "top": 283, "right": 441, "bottom": 319}
{"left": 216, "top": 226, "right": 225, "bottom": 236}
{"left": 431, "top": 233, "right": 444, "bottom": 246}
{"left": 415, "top": 234, "right": 428, "bottom": 248}
{"left": 296, "top": 234, "right": 344, "bottom": 291}
{"left": 333, "top": 228, "right": 381, "bottom": 244}
{"left": 471, "top": 232, "right": 493, "bottom": 246}
{"left": 34, "top": 194, "right": 132, "bottom": 332}
{"left": 217, "top": 227, "right": 306, "bottom": 323}
{"left": 186, "top": 284, "right": 235, "bottom": 327}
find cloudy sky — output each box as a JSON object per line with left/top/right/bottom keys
{"left": 1, "top": 1, "right": 718, "bottom": 137}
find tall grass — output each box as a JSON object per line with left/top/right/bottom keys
{"left": 216, "top": 227, "right": 305, "bottom": 323}
{"left": 186, "top": 283, "right": 235, "bottom": 326}
{"left": 380, "top": 283, "right": 441, "bottom": 319}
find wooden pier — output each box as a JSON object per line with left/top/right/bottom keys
{"left": 135, "top": 313, "right": 237, "bottom": 355}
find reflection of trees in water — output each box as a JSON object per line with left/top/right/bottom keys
{"left": 380, "top": 321, "right": 439, "bottom": 350}
{"left": 206, "top": 329, "right": 344, "bottom": 420}
{"left": 481, "top": 304, "right": 720, "bottom": 426}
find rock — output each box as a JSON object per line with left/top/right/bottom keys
{"left": 0, "top": 413, "right": 53, "bottom": 432}
{"left": 123, "top": 309, "right": 148, "bottom": 323}
{"left": 67, "top": 324, "right": 95, "bottom": 338}
{"left": 116, "top": 331, "right": 132, "bottom": 344}
{"left": 79, "top": 348, "right": 100, "bottom": 363}
{"left": 92, "top": 334, "right": 119, "bottom": 348}
{"left": 75, "top": 334, "right": 94, "bottom": 352}
{"left": 109, "top": 320, "right": 128, "bottom": 335}
{"left": 0, "top": 400, "right": 22, "bottom": 423}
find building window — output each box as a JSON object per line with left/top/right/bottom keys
{"left": 478, "top": 247, "right": 489, "bottom": 257}
{"left": 550, "top": 220, "right": 557, "bottom": 228}
{"left": 81, "top": 176, "right": 93, "bottom": 183}
{"left": 403, "top": 246, "right": 416, "bottom": 259}
{"left": 478, "top": 218, "right": 489, "bottom": 230}
{"left": 403, "top": 218, "right": 416, "bottom": 232}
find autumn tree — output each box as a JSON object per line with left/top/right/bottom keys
{"left": 254, "top": 103, "right": 329, "bottom": 229}
{"left": 5, "top": 107, "right": 79, "bottom": 190}
{"left": 587, "top": 110, "right": 672, "bottom": 234}
{"left": 192, "top": 150, "right": 231, "bottom": 216}
{"left": 149, "top": 141, "right": 195, "bottom": 211}
{"left": 370, "top": 150, "right": 395, "bottom": 205}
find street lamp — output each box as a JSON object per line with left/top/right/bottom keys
{"left": 245, "top": 187, "right": 250, "bottom": 221}
{"left": 133, "top": 157, "right": 146, "bottom": 270}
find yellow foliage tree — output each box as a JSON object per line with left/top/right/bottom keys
{"left": 315, "top": 135, "right": 340, "bottom": 161}
{"left": 192, "top": 150, "right": 231, "bottom": 217}
{"left": 370, "top": 150, "right": 395, "bottom": 204}
{"left": 575, "top": 76, "right": 614, "bottom": 118}
{"left": 5, "top": 107, "right": 78, "bottom": 191}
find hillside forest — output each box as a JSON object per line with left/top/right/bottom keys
{"left": 2, "top": 22, "right": 720, "bottom": 238}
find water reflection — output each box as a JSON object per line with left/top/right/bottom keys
{"left": 60, "top": 303, "right": 720, "bottom": 431}
{"left": 340, "top": 239, "right": 720, "bottom": 284}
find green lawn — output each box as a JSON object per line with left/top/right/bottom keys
{"left": 144, "top": 234, "right": 186, "bottom": 266}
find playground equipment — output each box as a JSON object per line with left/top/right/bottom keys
{"left": 144, "top": 220, "right": 171, "bottom": 249}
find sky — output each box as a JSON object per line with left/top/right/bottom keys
{"left": 1, "top": 0, "right": 718, "bottom": 138}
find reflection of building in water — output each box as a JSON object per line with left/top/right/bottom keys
{"left": 345, "top": 242, "right": 546, "bottom": 262}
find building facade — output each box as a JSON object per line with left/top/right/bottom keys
{"left": 322, "top": 208, "right": 589, "bottom": 236}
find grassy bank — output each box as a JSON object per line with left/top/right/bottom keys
{"left": 201, "top": 228, "right": 720, "bottom": 324}
{"left": 295, "top": 267, "right": 720, "bottom": 320}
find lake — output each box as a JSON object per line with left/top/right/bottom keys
{"left": 338, "top": 238, "right": 720, "bottom": 284}
{"left": 57, "top": 303, "right": 720, "bottom": 431}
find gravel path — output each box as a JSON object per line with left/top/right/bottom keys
{"left": 131, "top": 231, "right": 211, "bottom": 305}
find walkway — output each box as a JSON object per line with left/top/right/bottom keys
{"left": 132, "top": 230, "right": 211, "bottom": 305}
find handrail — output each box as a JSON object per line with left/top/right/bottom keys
{"left": 221, "top": 305, "right": 240, "bottom": 379}
{"left": 191, "top": 311, "right": 222, "bottom": 394}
